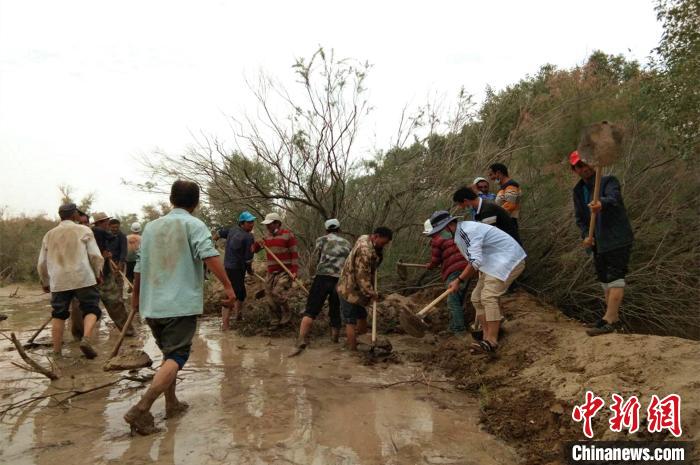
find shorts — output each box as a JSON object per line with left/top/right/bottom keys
{"left": 303, "top": 275, "right": 341, "bottom": 328}
{"left": 594, "top": 245, "right": 631, "bottom": 288}
{"left": 225, "top": 267, "right": 247, "bottom": 302}
{"left": 50, "top": 286, "right": 102, "bottom": 320}
{"left": 339, "top": 296, "right": 367, "bottom": 325}
{"left": 146, "top": 315, "right": 197, "bottom": 369}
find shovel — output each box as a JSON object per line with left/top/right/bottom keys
{"left": 109, "top": 258, "right": 134, "bottom": 291}
{"left": 396, "top": 260, "right": 428, "bottom": 281}
{"left": 576, "top": 121, "right": 624, "bottom": 247}
{"left": 103, "top": 296, "right": 151, "bottom": 371}
{"left": 262, "top": 244, "right": 309, "bottom": 294}
{"left": 371, "top": 274, "right": 378, "bottom": 353}
{"left": 399, "top": 289, "right": 451, "bottom": 338}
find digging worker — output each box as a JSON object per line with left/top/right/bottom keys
{"left": 108, "top": 218, "right": 128, "bottom": 287}
{"left": 252, "top": 212, "right": 299, "bottom": 327}
{"left": 447, "top": 218, "right": 526, "bottom": 355}
{"left": 295, "top": 218, "right": 352, "bottom": 349}
{"left": 424, "top": 211, "right": 469, "bottom": 335}
{"left": 337, "top": 227, "right": 393, "bottom": 351}
{"left": 125, "top": 180, "right": 236, "bottom": 436}
{"left": 453, "top": 187, "right": 521, "bottom": 244}
{"left": 488, "top": 163, "right": 522, "bottom": 237}
{"left": 92, "top": 212, "right": 134, "bottom": 336}
{"left": 37, "top": 203, "right": 104, "bottom": 359}
{"left": 125, "top": 222, "right": 142, "bottom": 284}
{"left": 570, "top": 150, "right": 634, "bottom": 336}
{"left": 217, "top": 211, "right": 256, "bottom": 330}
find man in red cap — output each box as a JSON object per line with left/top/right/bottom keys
{"left": 569, "top": 151, "right": 634, "bottom": 336}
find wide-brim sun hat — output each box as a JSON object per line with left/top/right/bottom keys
{"left": 91, "top": 212, "right": 111, "bottom": 224}
{"left": 427, "top": 210, "right": 457, "bottom": 236}
{"left": 422, "top": 219, "right": 433, "bottom": 235}
{"left": 261, "top": 212, "right": 282, "bottom": 225}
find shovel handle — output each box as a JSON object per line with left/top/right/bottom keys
{"left": 109, "top": 301, "right": 139, "bottom": 359}
{"left": 26, "top": 316, "right": 52, "bottom": 345}
{"left": 416, "top": 289, "right": 452, "bottom": 317}
{"left": 371, "top": 274, "right": 378, "bottom": 346}
{"left": 109, "top": 259, "right": 134, "bottom": 291}
{"left": 398, "top": 262, "right": 429, "bottom": 268}
{"left": 262, "top": 244, "right": 308, "bottom": 294}
{"left": 586, "top": 166, "right": 603, "bottom": 245}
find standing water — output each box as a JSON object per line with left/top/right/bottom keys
{"left": 0, "top": 286, "right": 518, "bottom": 465}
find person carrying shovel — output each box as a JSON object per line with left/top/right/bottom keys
{"left": 424, "top": 211, "right": 469, "bottom": 336}
{"left": 337, "top": 227, "right": 393, "bottom": 351}
{"left": 294, "top": 218, "right": 351, "bottom": 351}
{"left": 37, "top": 203, "right": 104, "bottom": 359}
{"left": 447, "top": 219, "right": 526, "bottom": 355}
{"left": 124, "top": 180, "right": 236, "bottom": 435}
{"left": 252, "top": 212, "right": 299, "bottom": 326}
{"left": 570, "top": 150, "right": 634, "bottom": 336}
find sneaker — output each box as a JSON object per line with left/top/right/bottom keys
{"left": 586, "top": 320, "right": 623, "bottom": 337}
{"left": 79, "top": 337, "right": 98, "bottom": 359}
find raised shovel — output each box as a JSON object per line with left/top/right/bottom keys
{"left": 399, "top": 289, "right": 451, "bottom": 338}
{"left": 262, "top": 244, "right": 309, "bottom": 295}
{"left": 576, "top": 121, "right": 624, "bottom": 247}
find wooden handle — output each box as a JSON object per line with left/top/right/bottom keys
{"left": 109, "top": 301, "right": 138, "bottom": 359}
{"left": 586, "top": 166, "right": 603, "bottom": 244}
{"left": 109, "top": 259, "right": 133, "bottom": 291}
{"left": 398, "top": 263, "right": 429, "bottom": 268}
{"left": 262, "top": 243, "right": 308, "bottom": 294}
{"left": 371, "top": 274, "right": 378, "bottom": 345}
{"left": 416, "top": 289, "right": 452, "bottom": 317}
{"left": 26, "top": 316, "right": 52, "bottom": 345}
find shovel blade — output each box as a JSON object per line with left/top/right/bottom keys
{"left": 399, "top": 308, "right": 429, "bottom": 338}
{"left": 577, "top": 121, "right": 624, "bottom": 167}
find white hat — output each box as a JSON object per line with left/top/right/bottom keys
{"left": 261, "top": 212, "right": 283, "bottom": 225}
{"left": 422, "top": 219, "right": 433, "bottom": 235}
{"left": 130, "top": 222, "right": 142, "bottom": 233}
{"left": 324, "top": 218, "right": 340, "bottom": 230}
{"left": 473, "top": 176, "right": 489, "bottom": 185}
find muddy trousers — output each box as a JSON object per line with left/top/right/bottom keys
{"left": 97, "top": 272, "right": 134, "bottom": 334}
{"left": 445, "top": 271, "right": 467, "bottom": 333}
{"left": 265, "top": 272, "right": 292, "bottom": 324}
{"left": 471, "top": 260, "right": 525, "bottom": 322}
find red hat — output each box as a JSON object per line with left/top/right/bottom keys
{"left": 569, "top": 150, "right": 581, "bottom": 166}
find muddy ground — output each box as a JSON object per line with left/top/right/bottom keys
{"left": 1, "top": 281, "right": 698, "bottom": 465}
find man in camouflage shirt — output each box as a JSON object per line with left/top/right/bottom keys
{"left": 337, "top": 226, "right": 393, "bottom": 351}
{"left": 295, "top": 219, "right": 352, "bottom": 348}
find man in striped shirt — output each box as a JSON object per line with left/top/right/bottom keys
{"left": 252, "top": 213, "right": 299, "bottom": 326}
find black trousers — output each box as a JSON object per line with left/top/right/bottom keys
{"left": 303, "top": 275, "right": 341, "bottom": 328}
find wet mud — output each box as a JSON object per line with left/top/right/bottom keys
{"left": 1, "top": 285, "right": 518, "bottom": 465}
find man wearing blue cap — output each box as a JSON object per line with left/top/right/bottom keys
{"left": 217, "top": 211, "right": 256, "bottom": 330}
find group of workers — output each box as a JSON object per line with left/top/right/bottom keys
{"left": 35, "top": 150, "right": 634, "bottom": 435}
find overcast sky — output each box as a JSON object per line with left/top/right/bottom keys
{"left": 0, "top": 0, "right": 662, "bottom": 219}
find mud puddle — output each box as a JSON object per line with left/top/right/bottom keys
{"left": 0, "top": 285, "right": 518, "bottom": 465}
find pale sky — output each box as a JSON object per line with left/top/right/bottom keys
{"left": 0, "top": 0, "right": 662, "bottom": 219}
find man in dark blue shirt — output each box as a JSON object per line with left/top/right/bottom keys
{"left": 217, "top": 211, "right": 256, "bottom": 329}
{"left": 570, "top": 151, "right": 634, "bottom": 337}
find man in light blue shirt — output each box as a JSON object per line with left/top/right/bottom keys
{"left": 125, "top": 180, "right": 235, "bottom": 435}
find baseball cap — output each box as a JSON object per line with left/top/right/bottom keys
{"left": 569, "top": 150, "right": 582, "bottom": 166}
{"left": 58, "top": 203, "right": 77, "bottom": 214}
{"left": 238, "top": 211, "right": 257, "bottom": 223}
{"left": 324, "top": 218, "right": 340, "bottom": 230}
{"left": 130, "top": 222, "right": 142, "bottom": 233}
{"left": 473, "top": 177, "right": 489, "bottom": 185}
{"left": 261, "top": 212, "right": 282, "bottom": 225}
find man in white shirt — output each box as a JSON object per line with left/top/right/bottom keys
{"left": 447, "top": 219, "right": 526, "bottom": 354}
{"left": 37, "top": 203, "right": 105, "bottom": 358}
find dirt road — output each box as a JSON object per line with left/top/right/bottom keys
{"left": 0, "top": 285, "right": 517, "bottom": 465}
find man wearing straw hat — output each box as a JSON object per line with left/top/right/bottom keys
{"left": 252, "top": 212, "right": 300, "bottom": 326}
{"left": 92, "top": 211, "right": 134, "bottom": 336}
